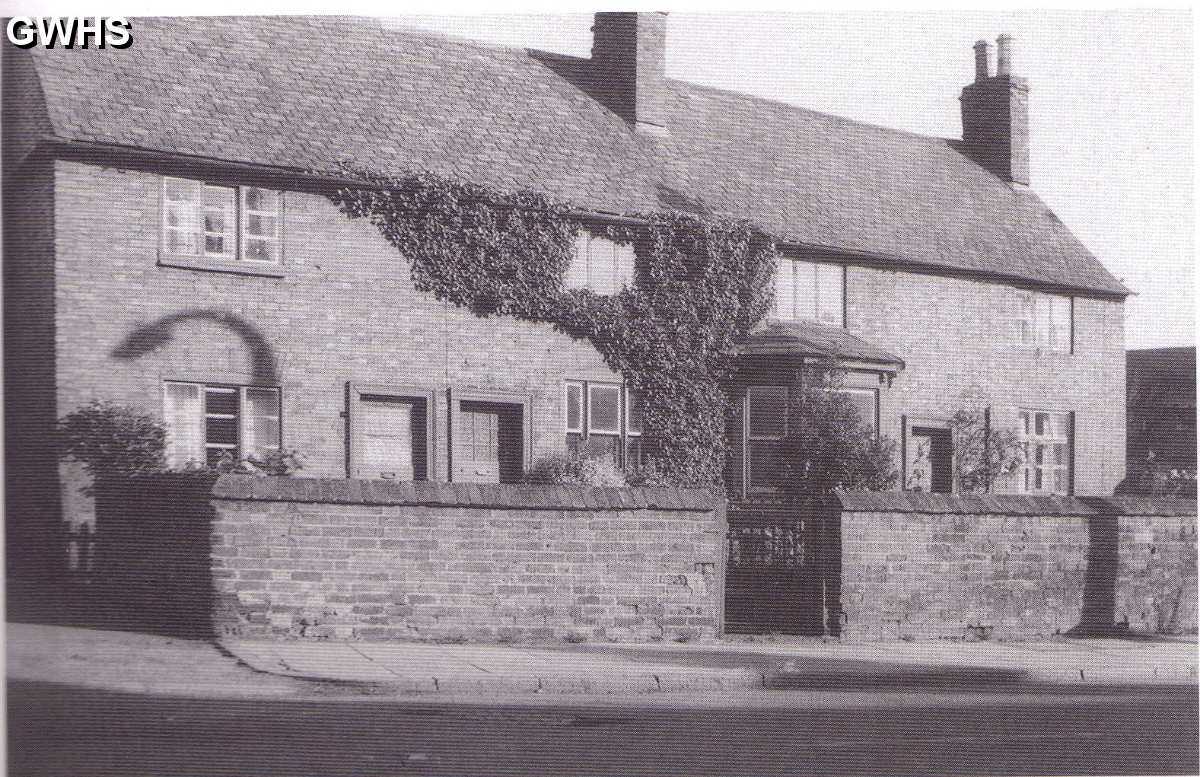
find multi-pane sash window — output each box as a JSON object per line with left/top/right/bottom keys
{"left": 774, "top": 258, "right": 844, "bottom": 326}
{"left": 1020, "top": 410, "right": 1071, "bottom": 495}
{"left": 746, "top": 385, "right": 788, "bottom": 491}
{"left": 163, "top": 381, "right": 281, "bottom": 468}
{"left": 564, "top": 381, "right": 643, "bottom": 467}
{"left": 162, "top": 177, "right": 283, "bottom": 263}
{"left": 1015, "top": 291, "right": 1072, "bottom": 353}
{"left": 567, "top": 231, "right": 636, "bottom": 295}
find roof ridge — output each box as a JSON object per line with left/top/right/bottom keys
{"left": 669, "top": 78, "right": 957, "bottom": 144}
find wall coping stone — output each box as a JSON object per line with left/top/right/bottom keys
{"left": 210, "top": 474, "right": 718, "bottom": 512}
{"left": 833, "top": 490, "right": 1197, "bottom": 517}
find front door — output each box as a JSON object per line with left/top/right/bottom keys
{"left": 354, "top": 395, "right": 427, "bottom": 481}
{"left": 910, "top": 426, "right": 953, "bottom": 493}
{"left": 453, "top": 400, "right": 523, "bottom": 483}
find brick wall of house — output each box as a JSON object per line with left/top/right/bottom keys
{"left": 847, "top": 265, "right": 1126, "bottom": 495}
{"left": 48, "top": 159, "right": 1126, "bottom": 498}
{"left": 51, "top": 160, "right": 621, "bottom": 484}
{"left": 1113, "top": 500, "right": 1198, "bottom": 634}
{"left": 208, "top": 476, "right": 724, "bottom": 642}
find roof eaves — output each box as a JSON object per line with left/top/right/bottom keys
{"left": 782, "top": 239, "right": 1131, "bottom": 299}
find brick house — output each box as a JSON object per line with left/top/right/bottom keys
{"left": 4, "top": 15, "right": 1129, "bottom": 575}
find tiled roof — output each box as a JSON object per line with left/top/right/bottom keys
{"left": 16, "top": 15, "right": 1129, "bottom": 296}
{"left": 1127, "top": 347, "right": 1196, "bottom": 409}
{"left": 736, "top": 319, "right": 904, "bottom": 368}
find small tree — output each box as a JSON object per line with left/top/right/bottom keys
{"left": 58, "top": 401, "right": 167, "bottom": 484}
{"left": 775, "top": 362, "right": 898, "bottom": 496}
{"left": 948, "top": 407, "right": 1024, "bottom": 493}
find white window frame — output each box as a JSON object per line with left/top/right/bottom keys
{"left": 567, "top": 230, "right": 635, "bottom": 295}
{"left": 1015, "top": 290, "right": 1073, "bottom": 353}
{"left": 564, "top": 381, "right": 584, "bottom": 434}
{"left": 586, "top": 382, "right": 622, "bottom": 436}
{"left": 162, "top": 381, "right": 282, "bottom": 469}
{"left": 564, "top": 381, "right": 643, "bottom": 467}
{"left": 1019, "top": 409, "right": 1072, "bottom": 495}
{"left": 161, "top": 176, "right": 284, "bottom": 265}
{"left": 774, "top": 257, "right": 845, "bottom": 326}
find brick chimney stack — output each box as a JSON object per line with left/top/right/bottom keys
{"left": 591, "top": 12, "right": 668, "bottom": 135}
{"left": 960, "top": 34, "right": 1029, "bottom": 186}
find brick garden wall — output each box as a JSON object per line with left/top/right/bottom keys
{"left": 836, "top": 492, "right": 1196, "bottom": 641}
{"left": 211, "top": 475, "right": 725, "bottom": 643}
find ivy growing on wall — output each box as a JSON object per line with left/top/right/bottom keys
{"left": 330, "top": 169, "right": 778, "bottom": 488}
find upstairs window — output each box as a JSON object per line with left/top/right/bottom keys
{"left": 162, "top": 177, "right": 283, "bottom": 264}
{"left": 163, "top": 381, "right": 281, "bottom": 469}
{"left": 567, "top": 231, "right": 635, "bottom": 295}
{"left": 774, "top": 258, "right": 844, "bottom": 326}
{"left": 1015, "top": 291, "right": 1072, "bottom": 353}
{"left": 1019, "top": 409, "right": 1072, "bottom": 495}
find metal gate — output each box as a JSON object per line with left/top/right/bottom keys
{"left": 724, "top": 499, "right": 841, "bottom": 636}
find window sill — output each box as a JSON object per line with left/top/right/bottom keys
{"left": 158, "top": 253, "right": 286, "bottom": 278}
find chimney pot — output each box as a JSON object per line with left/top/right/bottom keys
{"left": 960, "top": 34, "right": 1029, "bottom": 185}
{"left": 591, "top": 12, "right": 669, "bottom": 134}
{"left": 996, "top": 33, "right": 1015, "bottom": 76}
{"left": 973, "top": 39, "right": 993, "bottom": 82}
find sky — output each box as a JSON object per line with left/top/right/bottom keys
{"left": 384, "top": 10, "right": 1194, "bottom": 350}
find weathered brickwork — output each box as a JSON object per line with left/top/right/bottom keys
{"left": 1116, "top": 512, "right": 1198, "bottom": 634}
{"left": 209, "top": 477, "right": 724, "bottom": 642}
{"left": 838, "top": 493, "right": 1196, "bottom": 640}
{"left": 848, "top": 265, "right": 1126, "bottom": 495}
{"left": 838, "top": 493, "right": 1094, "bottom": 640}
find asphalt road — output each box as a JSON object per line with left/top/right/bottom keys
{"left": 9, "top": 680, "right": 1198, "bottom": 777}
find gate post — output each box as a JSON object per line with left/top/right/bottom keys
{"left": 714, "top": 496, "right": 728, "bottom": 637}
{"left": 822, "top": 498, "right": 843, "bottom": 637}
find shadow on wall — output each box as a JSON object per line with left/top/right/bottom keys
{"left": 110, "top": 309, "right": 278, "bottom": 385}
{"left": 1073, "top": 512, "right": 1119, "bottom": 636}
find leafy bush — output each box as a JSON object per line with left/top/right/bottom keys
{"left": 948, "top": 407, "right": 1024, "bottom": 493}
{"left": 524, "top": 449, "right": 626, "bottom": 487}
{"left": 185, "top": 448, "right": 306, "bottom": 477}
{"left": 775, "top": 362, "right": 899, "bottom": 495}
{"left": 58, "top": 401, "right": 167, "bottom": 480}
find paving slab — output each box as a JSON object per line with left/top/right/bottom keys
{"left": 222, "top": 638, "right": 762, "bottom": 695}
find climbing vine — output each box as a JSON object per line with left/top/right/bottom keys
{"left": 331, "top": 169, "right": 778, "bottom": 488}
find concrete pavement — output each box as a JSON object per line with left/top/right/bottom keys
{"left": 8, "top": 622, "right": 1196, "bottom": 702}
{"left": 221, "top": 631, "right": 1198, "bottom": 695}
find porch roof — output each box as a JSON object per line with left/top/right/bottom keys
{"left": 735, "top": 319, "right": 905, "bottom": 369}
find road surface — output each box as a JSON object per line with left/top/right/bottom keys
{"left": 9, "top": 679, "right": 1197, "bottom": 776}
